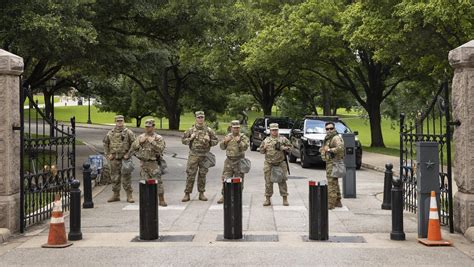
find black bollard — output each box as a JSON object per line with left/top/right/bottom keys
{"left": 68, "top": 179, "right": 83, "bottom": 241}
{"left": 223, "top": 177, "right": 242, "bottom": 240}
{"left": 381, "top": 163, "right": 393, "bottom": 210}
{"left": 139, "top": 179, "right": 158, "bottom": 240}
{"left": 82, "top": 163, "right": 94, "bottom": 209}
{"left": 390, "top": 176, "right": 405, "bottom": 240}
{"left": 309, "top": 181, "right": 329, "bottom": 241}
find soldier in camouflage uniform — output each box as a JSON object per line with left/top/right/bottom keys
{"left": 259, "top": 123, "right": 291, "bottom": 206}
{"left": 320, "top": 121, "right": 345, "bottom": 209}
{"left": 129, "top": 119, "right": 168, "bottom": 206}
{"left": 103, "top": 115, "right": 136, "bottom": 203}
{"left": 181, "top": 111, "right": 219, "bottom": 202}
{"left": 217, "top": 120, "right": 249, "bottom": 204}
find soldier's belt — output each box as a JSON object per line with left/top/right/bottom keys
{"left": 227, "top": 156, "right": 244, "bottom": 160}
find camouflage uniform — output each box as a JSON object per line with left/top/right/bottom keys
{"left": 103, "top": 123, "right": 135, "bottom": 195}
{"left": 182, "top": 118, "right": 218, "bottom": 194}
{"left": 259, "top": 129, "right": 291, "bottom": 199}
{"left": 219, "top": 128, "right": 249, "bottom": 195}
{"left": 129, "top": 132, "right": 166, "bottom": 195}
{"left": 321, "top": 131, "right": 345, "bottom": 209}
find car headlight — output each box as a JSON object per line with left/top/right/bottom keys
{"left": 307, "top": 139, "right": 323, "bottom": 146}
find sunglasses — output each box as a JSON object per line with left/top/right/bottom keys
{"left": 325, "top": 127, "right": 334, "bottom": 130}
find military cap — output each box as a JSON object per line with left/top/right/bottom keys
{"left": 231, "top": 120, "right": 240, "bottom": 128}
{"left": 269, "top": 123, "right": 279, "bottom": 130}
{"left": 195, "top": 111, "right": 205, "bottom": 117}
{"left": 144, "top": 119, "right": 155, "bottom": 127}
{"left": 115, "top": 115, "right": 124, "bottom": 121}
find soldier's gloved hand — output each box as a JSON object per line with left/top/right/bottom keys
{"left": 204, "top": 135, "right": 210, "bottom": 141}
{"left": 190, "top": 133, "right": 196, "bottom": 140}
{"left": 107, "top": 154, "right": 114, "bottom": 160}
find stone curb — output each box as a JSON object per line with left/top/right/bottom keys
{"left": 361, "top": 163, "right": 400, "bottom": 177}
{"left": 0, "top": 228, "right": 11, "bottom": 243}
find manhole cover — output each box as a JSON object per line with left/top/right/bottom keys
{"left": 302, "top": 235, "right": 366, "bottom": 243}
{"left": 216, "top": 234, "right": 279, "bottom": 242}
{"left": 131, "top": 235, "right": 194, "bottom": 242}
{"left": 287, "top": 176, "right": 307, "bottom": 179}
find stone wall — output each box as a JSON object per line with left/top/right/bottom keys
{"left": 0, "top": 49, "right": 23, "bottom": 233}
{"left": 449, "top": 40, "right": 474, "bottom": 241}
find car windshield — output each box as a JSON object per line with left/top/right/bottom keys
{"left": 304, "top": 120, "right": 351, "bottom": 134}
{"left": 266, "top": 118, "right": 292, "bottom": 129}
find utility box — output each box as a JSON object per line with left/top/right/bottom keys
{"left": 342, "top": 133, "right": 356, "bottom": 198}
{"left": 416, "top": 142, "right": 440, "bottom": 238}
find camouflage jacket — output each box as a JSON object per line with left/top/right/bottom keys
{"left": 219, "top": 133, "right": 249, "bottom": 159}
{"left": 321, "top": 133, "right": 345, "bottom": 162}
{"left": 182, "top": 124, "right": 218, "bottom": 156}
{"left": 259, "top": 135, "right": 291, "bottom": 164}
{"left": 103, "top": 127, "right": 136, "bottom": 159}
{"left": 129, "top": 133, "right": 166, "bottom": 161}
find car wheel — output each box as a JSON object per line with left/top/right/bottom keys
{"left": 250, "top": 138, "right": 257, "bottom": 151}
{"left": 288, "top": 151, "right": 297, "bottom": 163}
{"left": 300, "top": 148, "right": 310, "bottom": 168}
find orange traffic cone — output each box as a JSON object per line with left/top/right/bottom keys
{"left": 42, "top": 194, "right": 73, "bottom": 248}
{"left": 418, "top": 191, "right": 452, "bottom": 246}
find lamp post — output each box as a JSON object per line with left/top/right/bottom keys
{"left": 47, "top": 77, "right": 57, "bottom": 137}
{"left": 87, "top": 81, "right": 92, "bottom": 124}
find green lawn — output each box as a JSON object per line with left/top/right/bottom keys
{"left": 24, "top": 95, "right": 59, "bottom": 106}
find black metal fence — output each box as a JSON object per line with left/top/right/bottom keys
{"left": 20, "top": 84, "right": 76, "bottom": 233}
{"left": 399, "top": 82, "right": 454, "bottom": 233}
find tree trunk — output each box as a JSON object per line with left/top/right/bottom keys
{"left": 322, "top": 88, "right": 331, "bottom": 116}
{"left": 136, "top": 117, "right": 142, "bottom": 128}
{"left": 367, "top": 99, "right": 385, "bottom": 147}
{"left": 167, "top": 107, "right": 181, "bottom": 130}
{"left": 43, "top": 91, "right": 52, "bottom": 120}
{"left": 261, "top": 82, "right": 274, "bottom": 116}
{"left": 332, "top": 108, "right": 338, "bottom": 116}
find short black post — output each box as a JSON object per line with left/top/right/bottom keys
{"left": 82, "top": 163, "right": 94, "bottom": 209}
{"left": 139, "top": 179, "right": 158, "bottom": 240}
{"left": 309, "top": 181, "right": 329, "bottom": 241}
{"left": 390, "top": 176, "right": 405, "bottom": 241}
{"left": 68, "top": 179, "right": 82, "bottom": 241}
{"left": 223, "top": 177, "right": 242, "bottom": 239}
{"left": 381, "top": 163, "right": 393, "bottom": 210}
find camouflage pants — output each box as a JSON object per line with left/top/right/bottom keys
{"left": 185, "top": 154, "right": 208, "bottom": 193}
{"left": 263, "top": 161, "right": 288, "bottom": 197}
{"left": 326, "top": 161, "right": 341, "bottom": 208}
{"left": 221, "top": 158, "right": 245, "bottom": 195}
{"left": 110, "top": 159, "right": 132, "bottom": 193}
{"left": 140, "top": 161, "right": 164, "bottom": 195}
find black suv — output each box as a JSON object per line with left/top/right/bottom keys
{"left": 249, "top": 116, "right": 293, "bottom": 151}
{"left": 288, "top": 116, "right": 362, "bottom": 169}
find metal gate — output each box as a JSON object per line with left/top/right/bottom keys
{"left": 400, "top": 82, "right": 454, "bottom": 233}
{"left": 19, "top": 84, "right": 76, "bottom": 232}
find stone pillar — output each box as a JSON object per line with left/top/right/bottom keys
{"left": 0, "top": 50, "right": 23, "bottom": 235}
{"left": 449, "top": 40, "right": 474, "bottom": 241}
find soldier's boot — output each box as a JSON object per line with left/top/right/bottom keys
{"left": 126, "top": 191, "right": 135, "bottom": 203}
{"left": 335, "top": 199, "right": 343, "bottom": 208}
{"left": 182, "top": 193, "right": 190, "bottom": 202}
{"left": 107, "top": 192, "right": 120, "bottom": 202}
{"left": 217, "top": 196, "right": 224, "bottom": 204}
{"left": 282, "top": 196, "right": 289, "bottom": 206}
{"left": 199, "top": 192, "right": 208, "bottom": 201}
{"left": 263, "top": 196, "right": 271, "bottom": 206}
{"left": 159, "top": 194, "right": 167, "bottom": 207}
